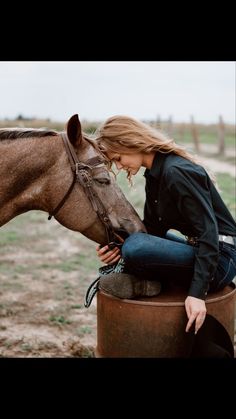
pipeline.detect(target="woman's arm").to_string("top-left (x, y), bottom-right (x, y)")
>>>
top-left (166, 165), bottom-right (219, 333)
top-left (166, 165), bottom-right (219, 299)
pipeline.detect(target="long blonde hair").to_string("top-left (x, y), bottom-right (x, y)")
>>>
top-left (96, 115), bottom-right (216, 182)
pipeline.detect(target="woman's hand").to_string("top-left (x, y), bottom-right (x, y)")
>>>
top-left (185, 296), bottom-right (207, 334)
top-left (96, 244), bottom-right (121, 265)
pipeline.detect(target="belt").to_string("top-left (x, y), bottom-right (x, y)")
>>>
top-left (187, 235), bottom-right (235, 246)
top-left (218, 235), bottom-right (235, 245)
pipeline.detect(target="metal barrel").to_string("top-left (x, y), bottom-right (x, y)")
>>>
top-left (95, 284), bottom-right (235, 358)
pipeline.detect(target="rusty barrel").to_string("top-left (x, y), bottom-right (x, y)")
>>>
top-left (95, 284), bottom-right (236, 357)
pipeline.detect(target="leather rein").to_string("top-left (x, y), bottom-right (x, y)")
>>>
top-left (48, 133), bottom-right (121, 248)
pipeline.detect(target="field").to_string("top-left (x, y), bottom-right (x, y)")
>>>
top-left (0, 119), bottom-right (235, 357)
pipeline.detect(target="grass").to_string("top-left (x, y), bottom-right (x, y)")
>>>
top-left (0, 212), bottom-right (50, 254)
top-left (168, 122), bottom-right (235, 148)
top-left (0, 230), bottom-right (21, 246)
top-left (0, 262), bottom-right (28, 275)
top-left (175, 132), bottom-right (235, 148)
top-left (115, 169), bottom-right (145, 218)
top-left (77, 326), bottom-right (92, 336)
top-left (216, 173), bottom-right (236, 220)
top-left (49, 315), bottom-right (72, 325)
top-left (37, 255), bottom-right (100, 275)
top-left (70, 304), bottom-right (83, 309)
top-left (21, 343), bottom-right (33, 352)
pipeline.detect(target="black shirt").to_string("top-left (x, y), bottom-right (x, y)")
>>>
top-left (143, 151), bottom-right (236, 300)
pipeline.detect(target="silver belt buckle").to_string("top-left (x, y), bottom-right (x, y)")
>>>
top-left (219, 235), bottom-right (234, 245)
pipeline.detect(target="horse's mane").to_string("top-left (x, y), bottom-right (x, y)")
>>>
top-left (0, 128), bottom-right (58, 140)
top-left (0, 129), bottom-right (99, 149)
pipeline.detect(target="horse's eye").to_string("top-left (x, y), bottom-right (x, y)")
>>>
top-left (94, 177), bottom-right (111, 185)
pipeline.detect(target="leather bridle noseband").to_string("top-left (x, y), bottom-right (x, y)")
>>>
top-left (48, 133), bottom-right (122, 248)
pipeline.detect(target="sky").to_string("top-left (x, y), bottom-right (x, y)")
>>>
top-left (0, 61), bottom-right (235, 124)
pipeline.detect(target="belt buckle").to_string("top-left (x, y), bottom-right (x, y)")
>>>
top-left (224, 236), bottom-right (234, 245)
top-left (219, 235), bottom-right (234, 245)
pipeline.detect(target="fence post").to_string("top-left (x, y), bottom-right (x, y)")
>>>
top-left (167, 115), bottom-right (173, 137)
top-left (178, 123), bottom-right (185, 142)
top-left (218, 115), bottom-right (225, 155)
top-left (190, 115), bottom-right (200, 152)
top-left (156, 114), bottom-right (161, 128)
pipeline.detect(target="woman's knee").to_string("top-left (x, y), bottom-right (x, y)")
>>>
top-left (121, 232), bottom-right (146, 261)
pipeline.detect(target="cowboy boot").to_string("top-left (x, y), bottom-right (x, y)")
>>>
top-left (99, 272), bottom-right (161, 299)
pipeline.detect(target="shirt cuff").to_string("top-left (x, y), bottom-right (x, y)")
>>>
top-left (188, 282), bottom-right (209, 300)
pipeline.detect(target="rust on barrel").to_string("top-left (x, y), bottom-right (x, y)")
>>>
top-left (96, 284), bottom-right (235, 358)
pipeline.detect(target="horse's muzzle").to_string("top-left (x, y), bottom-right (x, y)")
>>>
top-left (120, 217), bottom-right (146, 235)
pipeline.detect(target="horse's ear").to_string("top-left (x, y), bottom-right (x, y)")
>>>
top-left (66, 114), bottom-right (82, 147)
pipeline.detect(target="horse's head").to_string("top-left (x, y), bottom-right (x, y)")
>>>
top-left (52, 114), bottom-right (146, 245)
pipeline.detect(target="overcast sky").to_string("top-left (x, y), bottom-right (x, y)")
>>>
top-left (0, 61), bottom-right (235, 124)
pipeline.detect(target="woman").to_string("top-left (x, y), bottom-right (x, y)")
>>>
top-left (95, 115), bottom-right (236, 335)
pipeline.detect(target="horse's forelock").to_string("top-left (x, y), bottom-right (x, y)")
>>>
top-left (82, 134), bottom-right (101, 152)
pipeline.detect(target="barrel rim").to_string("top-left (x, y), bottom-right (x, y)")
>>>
top-left (99, 285), bottom-right (236, 307)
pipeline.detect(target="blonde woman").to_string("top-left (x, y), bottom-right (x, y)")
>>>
top-left (95, 115), bottom-right (236, 337)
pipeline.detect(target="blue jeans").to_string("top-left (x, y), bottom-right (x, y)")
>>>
top-left (121, 232), bottom-right (236, 293)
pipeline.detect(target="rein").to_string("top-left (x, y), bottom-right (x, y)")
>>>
top-left (48, 133), bottom-right (121, 247)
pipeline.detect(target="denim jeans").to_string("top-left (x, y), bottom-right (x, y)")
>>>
top-left (121, 232), bottom-right (236, 293)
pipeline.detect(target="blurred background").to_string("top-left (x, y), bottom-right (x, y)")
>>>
top-left (0, 61), bottom-right (235, 357)
top-left (0, 61), bottom-right (235, 123)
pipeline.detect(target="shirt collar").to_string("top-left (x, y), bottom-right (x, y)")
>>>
top-left (144, 151), bottom-right (168, 179)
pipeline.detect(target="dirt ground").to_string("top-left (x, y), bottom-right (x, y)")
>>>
top-left (0, 149), bottom-right (235, 357)
top-left (0, 213), bottom-right (99, 357)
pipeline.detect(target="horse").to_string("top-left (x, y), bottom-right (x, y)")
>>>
top-left (0, 114), bottom-right (145, 247)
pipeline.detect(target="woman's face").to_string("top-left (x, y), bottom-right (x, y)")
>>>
top-left (107, 151), bottom-right (143, 175)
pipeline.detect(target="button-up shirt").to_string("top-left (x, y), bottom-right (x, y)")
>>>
top-left (143, 151), bottom-right (236, 300)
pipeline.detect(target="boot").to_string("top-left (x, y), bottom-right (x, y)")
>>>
top-left (99, 272), bottom-right (161, 299)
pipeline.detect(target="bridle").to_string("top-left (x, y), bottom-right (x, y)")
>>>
top-left (48, 132), bottom-right (122, 248)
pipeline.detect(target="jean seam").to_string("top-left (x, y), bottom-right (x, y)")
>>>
top-left (217, 258), bottom-right (234, 289)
